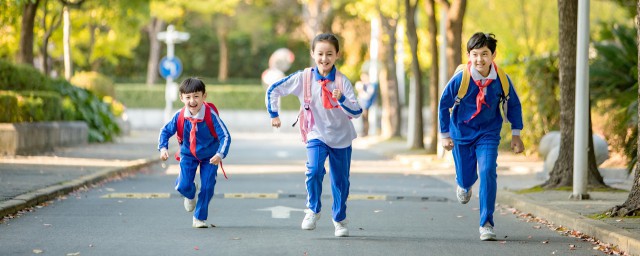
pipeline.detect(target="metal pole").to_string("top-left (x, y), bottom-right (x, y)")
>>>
top-left (572, 0), bottom-right (590, 200)
top-left (437, 8), bottom-right (448, 158)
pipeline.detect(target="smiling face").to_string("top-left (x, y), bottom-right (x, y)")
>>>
top-left (311, 41), bottom-right (338, 77)
top-left (468, 46), bottom-right (496, 77)
top-left (180, 91), bottom-right (207, 115)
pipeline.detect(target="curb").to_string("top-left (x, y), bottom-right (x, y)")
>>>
top-left (497, 189), bottom-right (640, 255)
top-left (0, 157), bottom-right (161, 218)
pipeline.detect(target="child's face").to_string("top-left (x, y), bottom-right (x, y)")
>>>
top-left (180, 91), bottom-right (207, 115)
top-left (467, 46), bottom-right (496, 76)
top-left (310, 41), bottom-right (338, 76)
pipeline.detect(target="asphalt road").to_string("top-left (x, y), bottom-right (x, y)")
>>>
top-left (0, 132), bottom-right (605, 256)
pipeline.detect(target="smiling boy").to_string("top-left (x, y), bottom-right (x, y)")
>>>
top-left (438, 33), bottom-right (524, 241)
top-left (158, 77), bottom-right (231, 228)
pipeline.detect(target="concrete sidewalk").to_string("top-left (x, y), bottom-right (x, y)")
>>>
top-left (1, 127), bottom-right (639, 254)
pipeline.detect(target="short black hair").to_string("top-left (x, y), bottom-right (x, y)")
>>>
top-left (467, 32), bottom-right (497, 54)
top-left (179, 77), bottom-right (206, 94)
top-left (311, 33), bottom-right (340, 53)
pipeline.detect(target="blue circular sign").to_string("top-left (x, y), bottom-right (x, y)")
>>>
top-left (159, 57), bottom-right (183, 80)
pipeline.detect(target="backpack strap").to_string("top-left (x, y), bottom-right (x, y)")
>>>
top-left (335, 70), bottom-right (344, 92)
top-left (455, 63), bottom-right (471, 105)
top-left (176, 108), bottom-right (186, 145)
top-left (493, 62), bottom-right (510, 123)
top-left (303, 68), bottom-right (312, 108)
top-left (203, 102), bottom-right (218, 140)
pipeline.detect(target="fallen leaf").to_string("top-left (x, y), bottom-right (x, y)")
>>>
top-left (210, 224), bottom-right (216, 228)
top-left (527, 236), bottom-right (532, 239)
top-left (456, 215), bottom-right (463, 218)
top-left (374, 210), bottom-right (383, 213)
top-left (569, 244), bottom-right (576, 250)
top-left (532, 225), bottom-right (541, 229)
top-left (43, 224), bottom-right (52, 227)
top-left (232, 237), bottom-right (241, 240)
top-left (500, 241), bottom-right (506, 244)
top-left (542, 240), bottom-right (549, 244)
top-left (33, 249), bottom-right (43, 254)
top-left (66, 252), bottom-right (80, 256)
top-left (105, 188), bottom-right (115, 192)
top-left (194, 246), bottom-right (199, 250)
top-left (616, 219), bottom-right (623, 222)
top-left (472, 208), bottom-right (479, 211)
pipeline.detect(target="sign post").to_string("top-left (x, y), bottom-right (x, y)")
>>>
top-left (157, 25), bottom-right (190, 123)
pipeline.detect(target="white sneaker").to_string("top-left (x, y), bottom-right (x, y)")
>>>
top-left (479, 223), bottom-right (496, 241)
top-left (183, 183), bottom-right (198, 212)
top-left (333, 220), bottom-right (349, 237)
top-left (192, 217), bottom-right (208, 228)
top-left (301, 209), bottom-right (321, 230)
top-left (456, 186), bottom-right (472, 204)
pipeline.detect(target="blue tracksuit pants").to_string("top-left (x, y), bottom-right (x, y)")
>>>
top-left (174, 153), bottom-right (218, 221)
top-left (305, 139), bottom-right (352, 222)
top-left (452, 138), bottom-right (499, 227)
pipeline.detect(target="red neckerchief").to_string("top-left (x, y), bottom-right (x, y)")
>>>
top-left (319, 79), bottom-right (339, 109)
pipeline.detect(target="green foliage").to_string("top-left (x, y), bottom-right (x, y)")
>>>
top-left (17, 91), bottom-right (63, 122)
top-left (70, 71), bottom-right (115, 99)
top-left (0, 59), bottom-right (51, 91)
top-left (115, 83), bottom-right (299, 110)
top-left (0, 91), bottom-right (20, 122)
top-left (49, 78), bottom-right (120, 142)
top-left (589, 23), bottom-right (638, 171)
top-left (501, 54), bottom-right (560, 154)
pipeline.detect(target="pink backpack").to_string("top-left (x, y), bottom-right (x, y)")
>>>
top-left (293, 68), bottom-right (343, 143)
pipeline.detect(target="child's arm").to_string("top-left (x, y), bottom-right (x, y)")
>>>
top-left (265, 71), bottom-right (304, 119)
top-left (158, 112), bottom-right (179, 160)
top-left (335, 78), bottom-right (363, 119)
top-left (438, 74), bottom-right (461, 141)
top-left (210, 109), bottom-right (231, 163)
top-left (505, 75), bottom-right (524, 154)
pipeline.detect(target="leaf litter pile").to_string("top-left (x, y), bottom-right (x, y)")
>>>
top-left (499, 204), bottom-right (628, 255)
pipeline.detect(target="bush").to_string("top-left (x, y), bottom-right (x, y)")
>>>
top-left (0, 59), bottom-right (50, 91)
top-left (17, 91), bottom-right (63, 122)
top-left (50, 78), bottom-right (120, 142)
top-left (0, 91), bottom-right (20, 122)
top-left (70, 71), bottom-right (116, 99)
top-left (115, 83), bottom-right (300, 110)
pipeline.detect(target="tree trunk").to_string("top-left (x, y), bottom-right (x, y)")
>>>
top-left (441, 0), bottom-right (467, 77)
top-left (587, 108), bottom-right (608, 188)
top-left (379, 10), bottom-right (402, 139)
top-left (18, 0), bottom-right (41, 66)
top-left (216, 15), bottom-right (229, 82)
top-left (63, 4), bottom-right (72, 80)
top-left (146, 17), bottom-right (164, 87)
top-left (405, 0), bottom-right (424, 149)
top-left (608, 0), bottom-right (640, 217)
top-left (543, 0), bottom-right (578, 189)
top-left (41, 0), bottom-right (62, 76)
top-left (425, 0), bottom-right (439, 154)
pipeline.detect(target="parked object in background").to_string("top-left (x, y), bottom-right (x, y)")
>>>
top-left (538, 131), bottom-right (610, 179)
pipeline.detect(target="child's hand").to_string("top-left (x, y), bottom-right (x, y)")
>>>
top-left (332, 89), bottom-right (342, 100)
top-left (160, 148), bottom-right (169, 161)
top-left (271, 116), bottom-right (281, 128)
top-left (442, 138), bottom-right (454, 151)
top-left (209, 155), bottom-right (222, 165)
top-left (511, 135), bottom-right (525, 154)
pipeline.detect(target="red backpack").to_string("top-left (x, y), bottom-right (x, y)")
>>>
top-left (175, 102), bottom-right (228, 179)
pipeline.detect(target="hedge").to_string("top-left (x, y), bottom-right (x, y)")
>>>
top-left (0, 90), bottom-right (63, 122)
top-left (0, 91), bottom-right (20, 122)
top-left (115, 83), bottom-right (300, 110)
top-left (0, 59), bottom-right (50, 91)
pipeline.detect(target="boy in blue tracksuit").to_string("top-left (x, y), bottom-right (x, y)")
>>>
top-left (158, 77), bottom-right (231, 228)
top-left (439, 32), bottom-right (524, 241)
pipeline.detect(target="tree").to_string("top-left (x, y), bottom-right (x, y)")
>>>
top-left (439, 0), bottom-right (466, 77)
top-left (17, 0), bottom-right (41, 66)
top-left (607, 0), bottom-right (640, 217)
top-left (378, 1), bottom-right (402, 139)
top-left (542, 0), bottom-right (607, 189)
top-left (145, 17), bottom-right (164, 86)
top-left (424, 0), bottom-right (438, 153)
top-left (38, 0), bottom-right (62, 75)
top-left (405, 0), bottom-right (423, 149)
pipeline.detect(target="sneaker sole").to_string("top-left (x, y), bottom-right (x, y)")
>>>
top-left (480, 234), bottom-right (496, 241)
